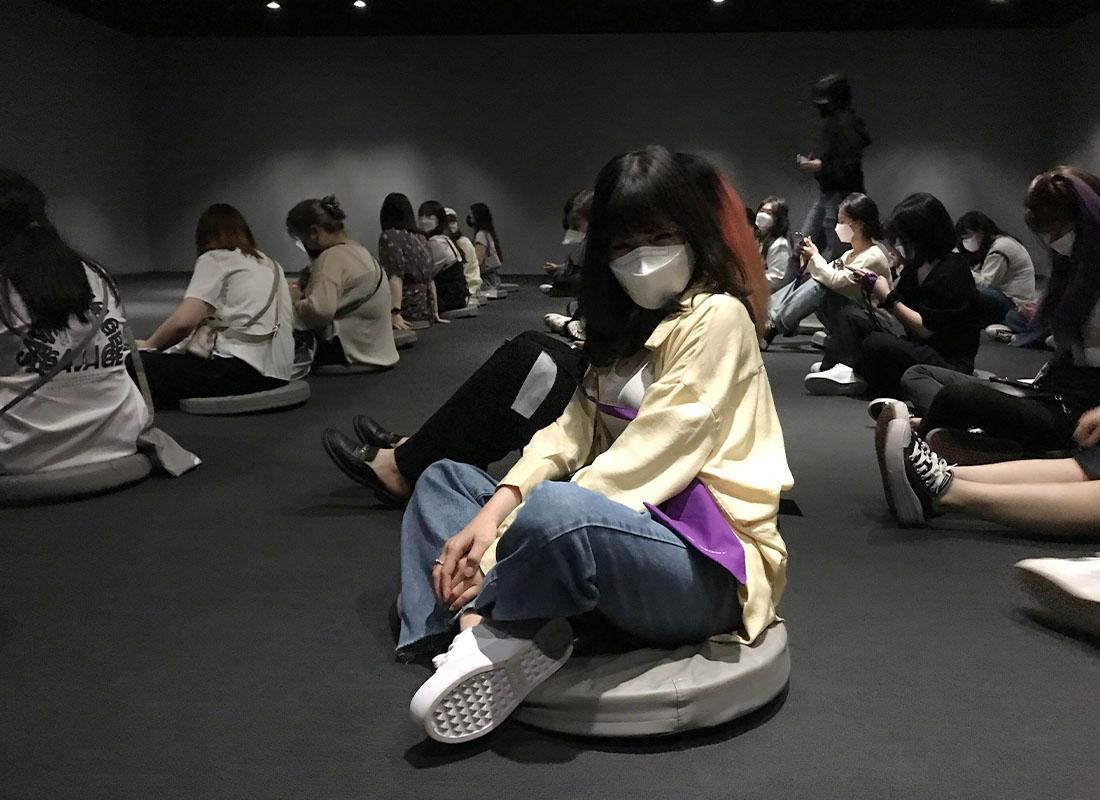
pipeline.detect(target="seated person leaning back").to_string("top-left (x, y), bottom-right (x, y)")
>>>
top-left (395, 146), bottom-right (793, 744)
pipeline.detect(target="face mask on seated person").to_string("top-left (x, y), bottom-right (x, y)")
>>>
top-left (295, 238), bottom-right (324, 260)
top-left (961, 235), bottom-right (982, 253)
top-left (562, 229), bottom-right (586, 246)
top-left (609, 244), bottom-right (695, 310)
top-left (1042, 230), bottom-right (1076, 257)
top-left (418, 216), bottom-right (437, 233)
top-left (755, 212), bottom-right (774, 232)
top-left (835, 223), bottom-right (855, 244)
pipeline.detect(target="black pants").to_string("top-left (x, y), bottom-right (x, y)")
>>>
top-left (393, 331), bottom-right (587, 483)
top-left (920, 375), bottom-right (1076, 452)
top-left (434, 262), bottom-right (469, 313)
top-left (819, 291), bottom-right (971, 397)
top-left (127, 351), bottom-right (286, 410)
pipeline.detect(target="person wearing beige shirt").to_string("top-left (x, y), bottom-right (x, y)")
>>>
top-left (395, 147), bottom-right (792, 744)
top-left (286, 195), bottom-right (398, 370)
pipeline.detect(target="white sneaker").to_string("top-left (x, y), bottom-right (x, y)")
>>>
top-left (809, 361), bottom-right (822, 373)
top-left (867, 396), bottom-right (902, 421)
top-left (544, 312), bottom-right (571, 335)
top-left (985, 323), bottom-right (1015, 343)
top-left (474, 292), bottom-right (489, 306)
top-left (804, 364), bottom-right (867, 396)
top-left (482, 287), bottom-right (507, 300)
top-left (410, 619), bottom-right (574, 743)
top-left (539, 284), bottom-right (553, 294)
top-left (811, 331), bottom-right (830, 349)
top-left (1015, 555), bottom-right (1100, 637)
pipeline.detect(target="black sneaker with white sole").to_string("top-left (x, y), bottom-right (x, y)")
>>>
top-left (875, 401), bottom-right (954, 525)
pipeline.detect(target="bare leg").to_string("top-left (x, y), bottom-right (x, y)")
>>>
top-left (458, 612), bottom-right (483, 631)
top-left (367, 448), bottom-right (412, 498)
top-left (940, 476), bottom-right (1100, 534)
top-left (954, 458), bottom-right (1087, 486)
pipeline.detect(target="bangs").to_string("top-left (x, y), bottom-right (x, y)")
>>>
top-left (601, 179), bottom-right (677, 242)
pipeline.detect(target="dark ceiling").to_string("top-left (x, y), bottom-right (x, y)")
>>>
top-left (42, 0), bottom-right (1100, 37)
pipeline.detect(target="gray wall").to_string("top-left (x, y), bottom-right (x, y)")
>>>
top-left (142, 28), bottom-right (1064, 274)
top-left (3, 1), bottom-right (1097, 274)
top-left (0, 0), bottom-right (151, 271)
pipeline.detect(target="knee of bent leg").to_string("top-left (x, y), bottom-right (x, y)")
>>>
top-left (415, 459), bottom-right (472, 496)
top-left (499, 481), bottom-right (588, 554)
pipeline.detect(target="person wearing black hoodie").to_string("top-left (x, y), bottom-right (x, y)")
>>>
top-left (797, 73), bottom-right (872, 260)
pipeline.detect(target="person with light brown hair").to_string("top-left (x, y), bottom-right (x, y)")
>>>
top-left (135, 203), bottom-right (293, 408)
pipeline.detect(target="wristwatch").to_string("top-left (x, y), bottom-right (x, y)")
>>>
top-left (390, 307), bottom-right (401, 315)
top-left (880, 292), bottom-right (899, 311)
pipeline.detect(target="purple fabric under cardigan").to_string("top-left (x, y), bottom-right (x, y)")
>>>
top-left (591, 397), bottom-right (747, 584)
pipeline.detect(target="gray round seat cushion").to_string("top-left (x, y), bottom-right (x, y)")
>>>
top-left (514, 622), bottom-right (790, 737)
top-left (314, 363), bottom-right (391, 376)
top-left (440, 304), bottom-right (479, 320)
top-left (394, 329), bottom-right (418, 349)
top-left (179, 380), bottom-right (310, 415)
top-left (0, 453), bottom-right (153, 506)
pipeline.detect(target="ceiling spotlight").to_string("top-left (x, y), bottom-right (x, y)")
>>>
top-left (712, 0), bottom-right (726, 4)
top-left (266, 1), bottom-right (281, 9)
top-left (353, 0), bottom-right (367, 7)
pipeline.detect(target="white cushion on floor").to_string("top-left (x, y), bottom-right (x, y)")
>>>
top-left (0, 454), bottom-right (152, 506)
top-left (394, 329), bottom-right (419, 349)
top-left (313, 363), bottom-right (390, 376)
top-left (440, 304), bottom-right (479, 320)
top-left (514, 622), bottom-right (789, 737)
top-left (179, 380), bottom-right (310, 415)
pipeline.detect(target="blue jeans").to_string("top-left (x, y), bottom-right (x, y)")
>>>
top-left (397, 460), bottom-right (742, 654)
top-left (768, 277), bottom-right (828, 337)
top-left (801, 191), bottom-right (847, 260)
top-left (976, 285), bottom-right (1015, 327)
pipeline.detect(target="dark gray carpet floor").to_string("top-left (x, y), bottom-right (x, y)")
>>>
top-left (1, 275), bottom-right (1096, 800)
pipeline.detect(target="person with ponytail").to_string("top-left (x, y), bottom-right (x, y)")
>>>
top-left (0, 170), bottom-right (148, 473)
top-left (287, 195), bottom-right (398, 370)
top-left (392, 146), bottom-right (790, 744)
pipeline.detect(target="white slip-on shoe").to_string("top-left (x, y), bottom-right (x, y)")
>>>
top-left (811, 330), bottom-right (830, 349)
top-left (410, 618), bottom-right (574, 744)
top-left (804, 364), bottom-right (868, 396)
top-left (539, 284), bottom-right (553, 294)
top-left (544, 312), bottom-right (571, 335)
top-left (1015, 555), bottom-right (1100, 637)
top-left (809, 361), bottom-right (822, 373)
top-left (985, 323), bottom-right (1014, 343)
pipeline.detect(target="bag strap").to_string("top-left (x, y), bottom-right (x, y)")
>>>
top-left (334, 252), bottom-right (386, 319)
top-left (1, 275), bottom-right (113, 418)
top-left (219, 256), bottom-right (283, 343)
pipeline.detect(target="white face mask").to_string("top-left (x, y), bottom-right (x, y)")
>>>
top-left (755, 212), bottom-right (774, 232)
top-left (1044, 230), bottom-right (1076, 257)
top-left (562, 229), bottom-right (586, 246)
top-left (447, 221), bottom-right (459, 235)
top-left (418, 216), bottom-right (437, 233)
top-left (961, 235), bottom-right (982, 253)
top-left (294, 239), bottom-right (308, 254)
top-left (894, 242), bottom-right (909, 262)
top-left (835, 223), bottom-right (855, 244)
top-left (609, 244), bottom-right (695, 310)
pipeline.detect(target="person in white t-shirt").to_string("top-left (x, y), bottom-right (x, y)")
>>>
top-left (134, 204), bottom-right (293, 408)
top-left (0, 170), bottom-right (148, 474)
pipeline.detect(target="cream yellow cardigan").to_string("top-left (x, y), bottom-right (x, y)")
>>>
top-left (485, 291), bottom-right (793, 644)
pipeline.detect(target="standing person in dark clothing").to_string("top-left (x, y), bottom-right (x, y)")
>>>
top-left (797, 73), bottom-right (872, 260)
